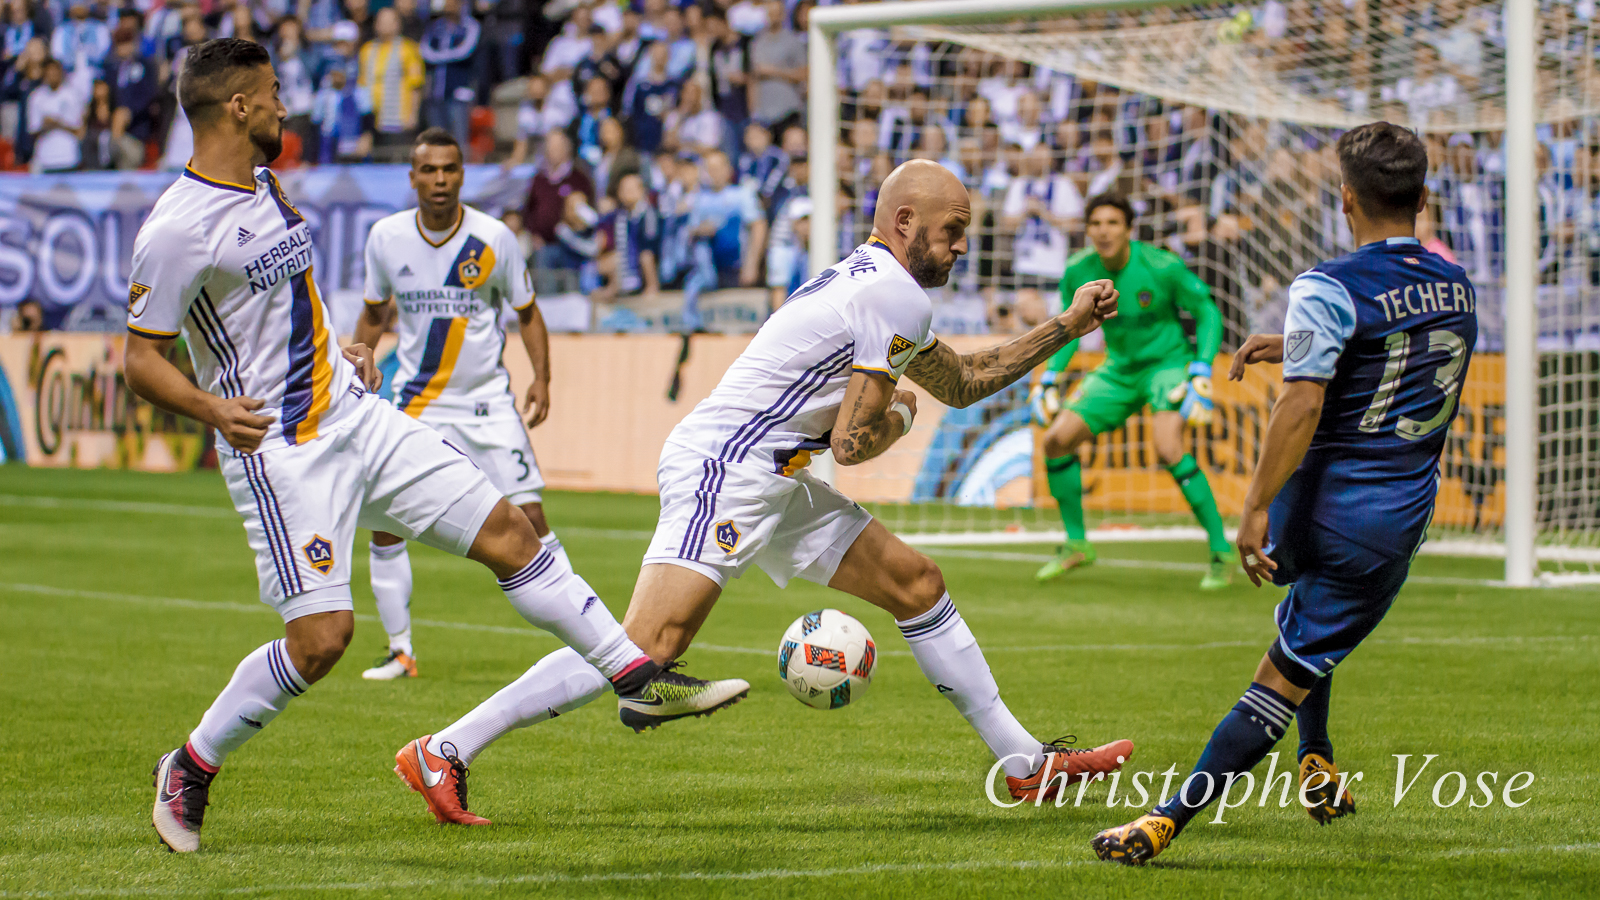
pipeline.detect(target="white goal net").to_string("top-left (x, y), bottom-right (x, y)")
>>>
top-left (808, 0), bottom-right (1600, 583)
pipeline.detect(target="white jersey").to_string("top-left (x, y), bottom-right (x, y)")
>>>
top-left (669, 239), bottom-right (937, 474)
top-left (363, 205), bottom-right (535, 423)
top-left (127, 165), bottom-right (358, 456)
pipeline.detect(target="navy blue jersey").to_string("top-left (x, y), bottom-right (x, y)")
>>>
top-left (1272, 236), bottom-right (1477, 562)
top-left (607, 202), bottom-right (660, 293)
top-left (625, 77), bottom-right (679, 154)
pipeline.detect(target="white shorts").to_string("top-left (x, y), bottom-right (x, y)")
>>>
top-left (642, 442), bottom-right (873, 589)
top-left (221, 395), bottom-right (502, 622)
top-left (420, 416), bottom-right (546, 506)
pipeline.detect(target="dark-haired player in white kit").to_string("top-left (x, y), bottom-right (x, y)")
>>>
top-left (397, 160), bottom-right (1136, 823)
top-left (124, 38), bottom-right (746, 851)
top-left (353, 127), bottom-right (571, 681)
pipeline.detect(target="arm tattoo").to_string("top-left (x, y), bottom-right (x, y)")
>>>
top-left (905, 316), bottom-right (1079, 408)
top-left (832, 386), bottom-right (898, 466)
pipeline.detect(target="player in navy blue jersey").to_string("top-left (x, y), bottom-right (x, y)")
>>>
top-left (1092, 122), bottom-right (1477, 865)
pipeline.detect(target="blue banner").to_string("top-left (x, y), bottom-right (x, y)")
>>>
top-left (0, 165), bottom-right (533, 331)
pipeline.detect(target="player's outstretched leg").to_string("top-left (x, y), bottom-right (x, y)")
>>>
top-left (1038, 412), bottom-right (1096, 582)
top-left (1295, 675), bottom-right (1355, 823)
top-left (616, 563), bottom-right (753, 732)
top-left (834, 521), bottom-right (1132, 800)
top-left (153, 615), bottom-right (350, 852)
top-left (363, 536), bottom-right (417, 680)
top-left (1092, 647), bottom-right (1308, 865)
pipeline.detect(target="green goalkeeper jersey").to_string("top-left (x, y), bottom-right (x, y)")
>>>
top-left (1046, 240), bottom-right (1221, 373)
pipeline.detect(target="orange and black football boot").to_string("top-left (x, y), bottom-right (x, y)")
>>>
top-left (1091, 813), bottom-right (1176, 865)
top-left (1006, 736), bottom-right (1135, 802)
top-left (394, 736), bottom-right (491, 825)
top-left (1300, 753), bottom-right (1357, 824)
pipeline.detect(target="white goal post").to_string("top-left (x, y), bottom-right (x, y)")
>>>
top-left (806, 0), bottom-right (1555, 586)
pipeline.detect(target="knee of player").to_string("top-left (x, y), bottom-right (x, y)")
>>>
top-left (472, 500), bottom-right (544, 573)
top-left (1157, 446), bottom-right (1185, 468)
top-left (1042, 429), bottom-right (1077, 460)
top-left (893, 554), bottom-right (946, 617)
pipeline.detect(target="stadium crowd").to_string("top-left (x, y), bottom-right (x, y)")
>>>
top-left (1, 0), bottom-right (1597, 342)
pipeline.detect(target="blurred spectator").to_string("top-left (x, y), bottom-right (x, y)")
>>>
top-left (726, 0), bottom-right (768, 38)
top-left (3, 0), bottom-right (40, 73)
top-left (573, 27), bottom-right (626, 104)
top-left (1000, 90), bottom-right (1045, 152)
top-left (705, 7), bottom-right (747, 135)
top-left (51, 1), bottom-right (110, 80)
top-left (504, 73), bottom-right (570, 168)
top-left (419, 0), bottom-right (481, 148)
top-left (659, 7), bottom-right (694, 82)
top-left (1001, 143), bottom-right (1082, 285)
top-left (521, 129), bottom-right (594, 279)
top-left (766, 149), bottom-right (805, 224)
top-left (681, 150), bottom-right (765, 331)
top-left (622, 39), bottom-right (676, 155)
top-left (593, 114), bottom-right (640, 202)
top-left (573, 74), bottom-right (611, 169)
top-left (320, 19), bottom-right (361, 84)
top-left (766, 193), bottom-right (810, 308)
top-left (393, 0), bottom-right (426, 43)
top-left (11, 298), bottom-right (44, 332)
top-left (736, 119), bottom-right (784, 201)
top-left (1, 36), bottom-right (47, 165)
top-left (655, 154), bottom-right (701, 288)
top-left (539, 5), bottom-right (591, 130)
top-left (311, 64), bottom-right (372, 162)
top-left (342, 0), bottom-right (375, 43)
top-left (359, 6), bottom-right (424, 161)
top-left (28, 56), bottom-right (84, 173)
top-left (595, 170), bottom-right (660, 301)
top-left (553, 190), bottom-right (602, 288)
top-left (662, 79), bottom-right (721, 159)
top-left (105, 21), bottom-right (156, 169)
top-left (272, 17), bottom-right (318, 158)
top-left (748, 0), bottom-right (804, 131)
top-left (481, 0), bottom-right (531, 87)
top-left (79, 77), bottom-right (113, 168)
top-left (913, 124), bottom-right (965, 182)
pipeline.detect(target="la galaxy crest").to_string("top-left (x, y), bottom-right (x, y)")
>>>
top-left (887, 334), bottom-right (917, 369)
top-left (1286, 330), bottom-right (1313, 363)
top-left (127, 282), bottom-right (151, 315)
top-left (302, 535), bottom-right (335, 575)
top-left (445, 236), bottom-right (496, 291)
top-left (714, 520), bottom-right (741, 553)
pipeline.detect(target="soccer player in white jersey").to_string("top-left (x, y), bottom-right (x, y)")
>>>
top-left (353, 128), bottom-right (565, 681)
top-left (123, 39), bottom-right (747, 851)
top-left (397, 160), bottom-right (1135, 821)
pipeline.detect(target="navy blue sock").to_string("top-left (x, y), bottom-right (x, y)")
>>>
top-left (1154, 683), bottom-right (1299, 832)
top-left (1296, 675), bottom-right (1333, 762)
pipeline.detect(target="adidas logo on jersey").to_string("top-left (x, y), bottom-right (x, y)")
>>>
top-left (398, 265), bottom-right (414, 277)
top-left (236, 227), bottom-right (256, 247)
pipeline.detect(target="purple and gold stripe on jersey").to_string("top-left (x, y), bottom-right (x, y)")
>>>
top-left (396, 316), bottom-right (469, 418)
top-left (280, 266), bottom-right (335, 445)
top-left (182, 165), bottom-right (257, 195)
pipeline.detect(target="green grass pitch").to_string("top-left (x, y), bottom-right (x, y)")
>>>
top-left (1, 466), bottom-right (1597, 898)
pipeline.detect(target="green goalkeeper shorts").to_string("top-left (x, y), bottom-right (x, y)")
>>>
top-left (1064, 361), bottom-right (1190, 435)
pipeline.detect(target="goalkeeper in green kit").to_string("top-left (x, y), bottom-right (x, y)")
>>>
top-left (1029, 194), bottom-right (1236, 589)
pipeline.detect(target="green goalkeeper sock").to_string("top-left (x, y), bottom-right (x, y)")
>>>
top-left (1045, 454), bottom-right (1087, 542)
top-left (1167, 454), bottom-right (1230, 555)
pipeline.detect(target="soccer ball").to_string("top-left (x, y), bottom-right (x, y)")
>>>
top-left (778, 609), bottom-right (876, 709)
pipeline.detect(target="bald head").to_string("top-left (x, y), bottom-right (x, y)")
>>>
top-left (870, 159), bottom-right (970, 289)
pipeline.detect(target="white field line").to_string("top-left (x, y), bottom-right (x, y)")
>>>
top-left (0, 844), bottom-right (1595, 899)
top-left (2, 583), bottom-right (1592, 658)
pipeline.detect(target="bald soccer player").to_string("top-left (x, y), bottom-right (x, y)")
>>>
top-left (396, 161), bottom-right (1136, 820)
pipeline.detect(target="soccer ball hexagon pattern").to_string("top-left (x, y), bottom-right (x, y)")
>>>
top-left (778, 609), bottom-right (876, 709)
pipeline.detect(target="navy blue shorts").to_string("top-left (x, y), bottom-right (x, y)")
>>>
top-left (1264, 519), bottom-right (1418, 680)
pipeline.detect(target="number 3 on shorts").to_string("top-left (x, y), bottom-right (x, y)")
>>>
top-left (510, 449), bottom-right (530, 481)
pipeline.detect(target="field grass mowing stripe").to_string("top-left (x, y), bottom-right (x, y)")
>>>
top-left (4, 845), bottom-right (1597, 898)
top-left (3, 583), bottom-right (1592, 657)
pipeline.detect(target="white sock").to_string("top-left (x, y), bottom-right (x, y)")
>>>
top-left (497, 549), bottom-right (649, 679)
top-left (188, 639), bottom-right (307, 768)
top-left (369, 541), bottom-right (413, 656)
top-left (428, 647), bottom-right (608, 764)
top-left (898, 594), bottom-right (1043, 779)
top-left (540, 531), bottom-right (572, 576)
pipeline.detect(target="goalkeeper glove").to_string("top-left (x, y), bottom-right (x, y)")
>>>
top-left (1029, 370), bottom-right (1062, 428)
top-left (1168, 361), bottom-right (1214, 427)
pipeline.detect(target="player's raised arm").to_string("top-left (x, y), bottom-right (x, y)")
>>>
top-left (906, 278), bottom-right (1119, 409)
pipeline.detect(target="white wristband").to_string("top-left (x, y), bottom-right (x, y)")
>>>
top-left (890, 400), bottom-right (914, 436)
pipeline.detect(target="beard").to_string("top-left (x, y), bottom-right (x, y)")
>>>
top-left (906, 226), bottom-right (953, 288)
top-left (251, 119), bottom-right (284, 165)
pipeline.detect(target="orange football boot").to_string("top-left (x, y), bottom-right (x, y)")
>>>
top-left (1007, 736), bottom-right (1135, 802)
top-left (394, 736), bottom-right (490, 825)
top-left (1300, 753), bottom-right (1357, 824)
